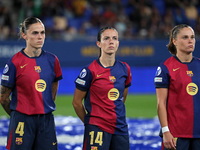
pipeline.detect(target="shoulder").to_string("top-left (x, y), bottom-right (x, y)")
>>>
top-left (42, 50), bottom-right (57, 58)
top-left (193, 56), bottom-right (200, 62)
top-left (10, 50), bottom-right (26, 66)
top-left (117, 60), bottom-right (130, 69)
top-left (156, 56), bottom-right (178, 70)
top-left (42, 50), bottom-right (60, 63)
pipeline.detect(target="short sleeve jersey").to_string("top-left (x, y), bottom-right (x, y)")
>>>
top-left (154, 56), bottom-right (200, 138)
top-left (1, 49), bottom-right (63, 115)
top-left (75, 59), bottom-right (132, 135)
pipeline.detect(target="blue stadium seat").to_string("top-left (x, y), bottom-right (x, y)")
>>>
top-left (152, 0), bottom-right (165, 16)
top-left (85, 27), bottom-right (99, 36)
top-left (68, 18), bottom-right (83, 30)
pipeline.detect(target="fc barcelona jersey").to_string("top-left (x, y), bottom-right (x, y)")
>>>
top-left (1, 49), bottom-right (63, 115)
top-left (154, 56), bottom-right (200, 138)
top-left (75, 59), bottom-right (132, 135)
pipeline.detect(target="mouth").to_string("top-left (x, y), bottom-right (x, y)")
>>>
top-left (188, 45), bottom-right (194, 48)
top-left (37, 41), bottom-right (43, 44)
top-left (108, 46), bottom-right (114, 49)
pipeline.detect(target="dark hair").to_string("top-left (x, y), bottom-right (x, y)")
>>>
top-left (19, 17), bottom-right (43, 37)
top-left (167, 24), bottom-right (191, 55)
top-left (97, 26), bottom-right (118, 57)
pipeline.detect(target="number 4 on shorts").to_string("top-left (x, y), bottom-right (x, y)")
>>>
top-left (15, 122), bottom-right (24, 136)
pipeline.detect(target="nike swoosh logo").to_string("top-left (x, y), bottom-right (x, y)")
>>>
top-left (97, 74), bottom-right (103, 77)
top-left (173, 68), bottom-right (180, 71)
top-left (20, 64), bottom-right (28, 68)
top-left (53, 142), bottom-right (57, 145)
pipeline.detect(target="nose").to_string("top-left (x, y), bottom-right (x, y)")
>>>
top-left (38, 33), bottom-right (44, 39)
top-left (109, 38), bottom-right (114, 44)
top-left (38, 34), bottom-right (42, 38)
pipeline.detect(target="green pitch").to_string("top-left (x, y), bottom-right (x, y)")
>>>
top-left (0, 94), bottom-right (157, 118)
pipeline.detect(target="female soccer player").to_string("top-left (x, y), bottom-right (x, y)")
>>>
top-left (0, 17), bottom-right (62, 150)
top-left (155, 24), bottom-right (200, 150)
top-left (72, 27), bottom-right (132, 150)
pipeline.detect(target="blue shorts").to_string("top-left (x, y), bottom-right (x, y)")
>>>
top-left (6, 111), bottom-right (57, 150)
top-left (161, 138), bottom-right (200, 150)
top-left (83, 124), bottom-right (129, 150)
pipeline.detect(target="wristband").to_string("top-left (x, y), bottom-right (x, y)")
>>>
top-left (162, 126), bottom-right (169, 133)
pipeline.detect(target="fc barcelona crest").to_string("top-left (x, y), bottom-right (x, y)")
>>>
top-left (186, 71), bottom-right (193, 77)
top-left (109, 76), bottom-right (116, 82)
top-left (16, 137), bottom-right (23, 145)
top-left (91, 146), bottom-right (98, 150)
top-left (34, 66), bottom-right (41, 73)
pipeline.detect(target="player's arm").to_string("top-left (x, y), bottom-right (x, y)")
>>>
top-left (52, 81), bottom-right (59, 101)
top-left (156, 88), bottom-right (176, 150)
top-left (0, 85), bottom-right (12, 115)
top-left (123, 87), bottom-right (129, 103)
top-left (72, 88), bottom-right (87, 123)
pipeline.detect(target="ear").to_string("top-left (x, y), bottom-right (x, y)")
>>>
top-left (173, 38), bottom-right (176, 46)
top-left (96, 41), bottom-right (101, 48)
top-left (21, 33), bottom-right (27, 40)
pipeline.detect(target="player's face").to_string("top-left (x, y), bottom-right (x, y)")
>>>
top-left (23, 22), bottom-right (45, 50)
top-left (173, 27), bottom-right (195, 54)
top-left (97, 29), bottom-right (119, 55)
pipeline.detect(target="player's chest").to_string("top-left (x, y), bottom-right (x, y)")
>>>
top-left (16, 60), bottom-right (55, 80)
top-left (91, 69), bottom-right (127, 91)
top-left (169, 64), bottom-right (200, 84)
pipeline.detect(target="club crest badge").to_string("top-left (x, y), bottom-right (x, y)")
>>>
top-left (109, 76), bottom-right (116, 82)
top-left (34, 66), bottom-right (41, 73)
top-left (91, 146), bottom-right (98, 150)
top-left (186, 71), bottom-right (193, 77)
top-left (16, 137), bottom-right (23, 145)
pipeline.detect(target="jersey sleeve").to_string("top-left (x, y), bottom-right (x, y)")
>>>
top-left (154, 63), bottom-right (170, 88)
top-left (54, 56), bottom-right (63, 82)
top-left (124, 62), bottom-right (131, 88)
top-left (75, 67), bottom-right (93, 91)
top-left (1, 59), bottom-right (16, 88)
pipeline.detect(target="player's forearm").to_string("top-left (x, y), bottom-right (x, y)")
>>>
top-left (73, 103), bottom-right (86, 123)
top-left (0, 86), bottom-right (12, 115)
top-left (157, 102), bottom-right (168, 127)
top-left (1, 97), bottom-right (11, 115)
top-left (52, 81), bottom-right (59, 101)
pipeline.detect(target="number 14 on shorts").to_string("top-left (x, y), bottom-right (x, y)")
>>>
top-left (89, 131), bottom-right (103, 146)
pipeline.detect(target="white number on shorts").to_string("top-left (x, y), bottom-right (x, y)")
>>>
top-left (89, 131), bottom-right (103, 146)
top-left (15, 122), bottom-right (24, 136)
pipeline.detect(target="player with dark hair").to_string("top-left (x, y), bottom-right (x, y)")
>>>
top-left (72, 26), bottom-right (132, 150)
top-left (155, 24), bottom-right (200, 150)
top-left (0, 17), bottom-right (62, 150)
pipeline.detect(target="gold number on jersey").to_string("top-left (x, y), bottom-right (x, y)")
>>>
top-left (89, 131), bottom-right (103, 146)
top-left (15, 122), bottom-right (24, 136)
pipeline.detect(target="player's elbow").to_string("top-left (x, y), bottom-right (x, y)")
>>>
top-left (72, 100), bottom-right (81, 110)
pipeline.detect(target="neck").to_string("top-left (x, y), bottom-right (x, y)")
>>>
top-left (24, 48), bottom-right (41, 57)
top-left (99, 55), bottom-right (115, 67)
top-left (176, 52), bottom-right (193, 63)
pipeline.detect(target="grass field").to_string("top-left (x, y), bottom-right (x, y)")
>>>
top-left (0, 94), bottom-right (157, 118)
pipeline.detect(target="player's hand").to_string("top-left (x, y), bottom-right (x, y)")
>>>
top-left (163, 131), bottom-right (176, 150)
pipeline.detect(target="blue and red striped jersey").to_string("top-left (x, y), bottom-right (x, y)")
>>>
top-left (154, 56), bottom-right (200, 138)
top-left (75, 59), bottom-right (131, 135)
top-left (1, 49), bottom-right (63, 115)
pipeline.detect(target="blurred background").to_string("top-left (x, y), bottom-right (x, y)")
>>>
top-left (1, 0), bottom-right (200, 40)
top-left (1, 0), bottom-right (200, 94)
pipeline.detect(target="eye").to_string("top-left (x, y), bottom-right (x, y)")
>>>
top-left (183, 36), bottom-right (188, 39)
top-left (113, 36), bottom-right (118, 40)
top-left (104, 37), bottom-right (109, 40)
top-left (32, 31), bottom-right (39, 35)
top-left (41, 31), bottom-right (45, 34)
